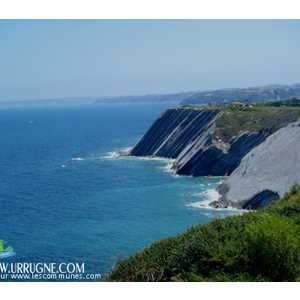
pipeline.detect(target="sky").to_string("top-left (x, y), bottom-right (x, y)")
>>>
top-left (0, 19), bottom-right (300, 102)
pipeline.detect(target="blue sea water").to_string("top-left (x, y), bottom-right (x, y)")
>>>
top-left (0, 102), bottom-right (241, 281)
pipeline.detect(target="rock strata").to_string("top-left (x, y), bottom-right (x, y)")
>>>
top-left (130, 107), bottom-right (270, 177)
top-left (128, 107), bottom-right (300, 209)
top-left (129, 108), bottom-right (222, 158)
top-left (217, 119), bottom-right (300, 208)
top-left (173, 130), bottom-right (269, 176)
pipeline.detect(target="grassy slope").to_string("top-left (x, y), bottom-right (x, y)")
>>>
top-left (214, 106), bottom-right (300, 142)
top-left (105, 184), bottom-right (300, 282)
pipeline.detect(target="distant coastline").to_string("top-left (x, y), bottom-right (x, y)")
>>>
top-left (1, 82), bottom-right (300, 107)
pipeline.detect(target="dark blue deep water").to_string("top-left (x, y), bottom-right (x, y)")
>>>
top-left (0, 103), bottom-right (241, 281)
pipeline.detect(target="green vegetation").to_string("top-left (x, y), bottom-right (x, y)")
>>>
top-left (105, 183), bottom-right (300, 282)
top-left (265, 98), bottom-right (300, 107)
top-left (214, 106), bottom-right (300, 142)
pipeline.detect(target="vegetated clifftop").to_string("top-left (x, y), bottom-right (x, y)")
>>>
top-left (128, 105), bottom-right (300, 209)
top-left (217, 119), bottom-right (300, 210)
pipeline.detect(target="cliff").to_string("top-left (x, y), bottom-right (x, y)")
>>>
top-left (129, 107), bottom-right (275, 177)
top-left (129, 105), bottom-right (300, 209)
top-left (129, 108), bottom-right (222, 158)
top-left (217, 119), bottom-right (300, 209)
top-left (173, 130), bottom-right (269, 176)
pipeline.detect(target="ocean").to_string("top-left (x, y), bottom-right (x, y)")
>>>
top-left (0, 102), bottom-right (242, 281)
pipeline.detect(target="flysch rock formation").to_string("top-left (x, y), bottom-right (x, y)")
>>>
top-left (128, 107), bottom-right (300, 209)
top-left (129, 108), bottom-right (222, 158)
top-left (173, 130), bottom-right (269, 176)
top-left (129, 107), bottom-right (270, 178)
top-left (217, 119), bottom-right (300, 209)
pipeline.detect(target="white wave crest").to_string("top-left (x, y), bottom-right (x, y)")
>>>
top-left (192, 189), bottom-right (220, 201)
top-left (72, 157), bottom-right (85, 161)
top-left (101, 147), bottom-right (133, 159)
top-left (101, 151), bottom-right (122, 159)
top-left (161, 162), bottom-right (175, 173)
top-left (186, 188), bottom-right (240, 211)
top-left (131, 156), bottom-right (174, 162)
top-left (187, 200), bottom-right (212, 209)
top-left (120, 147), bottom-right (132, 155)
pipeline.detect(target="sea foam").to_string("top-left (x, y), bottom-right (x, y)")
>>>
top-left (186, 188), bottom-right (243, 212)
top-left (101, 147), bottom-right (132, 160)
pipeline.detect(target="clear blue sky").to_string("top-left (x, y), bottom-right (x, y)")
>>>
top-left (0, 19), bottom-right (300, 101)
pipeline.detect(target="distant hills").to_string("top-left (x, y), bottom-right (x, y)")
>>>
top-left (180, 83), bottom-right (300, 105)
top-left (0, 92), bottom-right (195, 107)
top-left (93, 92), bottom-right (195, 104)
top-left (1, 83), bottom-right (300, 107)
top-left (0, 97), bottom-right (98, 107)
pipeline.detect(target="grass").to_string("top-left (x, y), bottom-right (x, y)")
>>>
top-left (105, 183), bottom-right (300, 282)
top-left (214, 106), bottom-right (300, 142)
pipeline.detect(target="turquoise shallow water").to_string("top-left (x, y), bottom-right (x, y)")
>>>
top-left (0, 103), bottom-right (241, 281)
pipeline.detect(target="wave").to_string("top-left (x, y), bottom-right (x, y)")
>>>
top-left (101, 151), bottom-right (122, 159)
top-left (128, 156), bottom-right (176, 175)
top-left (101, 147), bottom-right (132, 160)
top-left (119, 147), bottom-right (132, 155)
top-left (186, 188), bottom-right (244, 212)
top-left (187, 200), bottom-right (246, 213)
top-left (161, 161), bottom-right (175, 173)
top-left (129, 156), bottom-right (174, 162)
top-left (192, 188), bottom-right (220, 201)
top-left (70, 148), bottom-right (132, 161)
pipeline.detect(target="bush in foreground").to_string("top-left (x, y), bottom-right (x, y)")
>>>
top-left (105, 184), bottom-right (300, 282)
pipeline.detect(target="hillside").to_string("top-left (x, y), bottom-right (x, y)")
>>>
top-left (105, 184), bottom-right (300, 282)
top-left (213, 105), bottom-right (300, 142)
top-left (181, 83), bottom-right (300, 105)
top-left (93, 92), bottom-right (195, 104)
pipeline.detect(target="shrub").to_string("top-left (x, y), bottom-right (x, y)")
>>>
top-left (106, 183), bottom-right (300, 282)
top-left (245, 215), bottom-right (300, 281)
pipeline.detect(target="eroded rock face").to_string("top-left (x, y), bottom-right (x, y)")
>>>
top-left (129, 108), bottom-right (222, 158)
top-left (241, 190), bottom-right (280, 210)
top-left (217, 120), bottom-right (300, 208)
top-left (130, 107), bottom-right (270, 178)
top-left (173, 131), bottom-right (269, 176)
